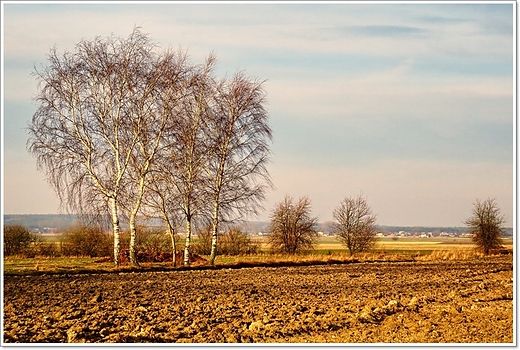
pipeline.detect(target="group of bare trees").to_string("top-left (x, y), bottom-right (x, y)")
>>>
top-left (267, 194), bottom-right (377, 255)
top-left (267, 195), bottom-right (506, 256)
top-left (27, 28), bottom-right (272, 267)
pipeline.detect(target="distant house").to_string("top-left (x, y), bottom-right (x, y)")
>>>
top-left (43, 227), bottom-right (58, 234)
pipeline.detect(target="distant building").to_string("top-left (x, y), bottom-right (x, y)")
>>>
top-left (43, 227), bottom-right (58, 234)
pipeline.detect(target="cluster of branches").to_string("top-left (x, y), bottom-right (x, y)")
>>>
top-left (465, 198), bottom-right (506, 255)
top-left (267, 194), bottom-right (377, 255)
top-left (333, 194), bottom-right (377, 255)
top-left (267, 194), bottom-right (507, 257)
top-left (27, 28), bottom-right (272, 267)
top-left (268, 196), bottom-right (319, 254)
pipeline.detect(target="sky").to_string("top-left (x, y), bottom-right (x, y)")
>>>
top-left (1, 1), bottom-right (515, 227)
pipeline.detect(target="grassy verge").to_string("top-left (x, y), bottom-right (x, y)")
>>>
top-left (4, 249), bottom-right (508, 276)
top-left (4, 236), bottom-right (512, 276)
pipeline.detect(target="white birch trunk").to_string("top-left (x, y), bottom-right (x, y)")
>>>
top-left (183, 217), bottom-right (192, 266)
top-left (170, 229), bottom-right (177, 267)
top-left (128, 213), bottom-right (138, 267)
top-left (128, 176), bottom-right (147, 267)
top-left (109, 197), bottom-right (121, 267)
top-left (209, 201), bottom-right (219, 265)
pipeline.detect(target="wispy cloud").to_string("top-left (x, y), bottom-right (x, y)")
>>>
top-left (340, 25), bottom-right (430, 37)
top-left (417, 15), bottom-right (469, 24)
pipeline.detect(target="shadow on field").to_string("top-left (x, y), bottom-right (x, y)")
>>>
top-left (4, 256), bottom-right (421, 277)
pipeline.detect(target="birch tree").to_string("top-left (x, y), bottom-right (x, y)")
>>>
top-left (122, 49), bottom-right (192, 266)
top-left (28, 28), bottom-right (168, 266)
top-left (205, 72), bottom-right (272, 265)
top-left (162, 55), bottom-right (216, 266)
top-left (142, 161), bottom-right (184, 266)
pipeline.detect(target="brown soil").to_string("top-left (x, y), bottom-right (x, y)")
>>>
top-left (3, 256), bottom-right (513, 343)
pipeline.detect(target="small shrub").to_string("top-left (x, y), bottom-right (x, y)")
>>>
top-left (136, 227), bottom-right (173, 255)
top-left (119, 227), bottom-right (173, 254)
top-left (60, 225), bottom-right (112, 257)
top-left (191, 226), bottom-right (259, 256)
top-left (191, 226), bottom-right (213, 256)
top-left (36, 242), bottom-right (61, 257)
top-left (219, 227), bottom-right (259, 255)
top-left (3, 225), bottom-right (37, 256)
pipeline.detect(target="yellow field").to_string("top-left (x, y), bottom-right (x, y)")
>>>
top-left (302, 236), bottom-right (513, 253)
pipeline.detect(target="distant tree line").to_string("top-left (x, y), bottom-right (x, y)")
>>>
top-left (3, 214), bottom-right (79, 232)
top-left (3, 223), bottom-right (259, 260)
top-left (27, 28), bottom-right (272, 267)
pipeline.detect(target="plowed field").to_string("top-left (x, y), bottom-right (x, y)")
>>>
top-left (3, 256), bottom-right (513, 343)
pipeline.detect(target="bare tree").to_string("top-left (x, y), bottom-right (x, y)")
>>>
top-left (27, 28), bottom-right (177, 266)
top-left (162, 55), bottom-right (216, 266)
top-left (268, 196), bottom-right (318, 254)
top-left (29, 35), bottom-right (131, 266)
top-left (465, 198), bottom-right (506, 255)
top-left (205, 72), bottom-right (272, 265)
top-left (333, 194), bottom-right (377, 255)
top-left (122, 48), bottom-right (192, 266)
top-left (135, 51), bottom-right (199, 267)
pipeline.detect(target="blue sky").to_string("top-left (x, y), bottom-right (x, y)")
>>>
top-left (2, 1), bottom-right (515, 227)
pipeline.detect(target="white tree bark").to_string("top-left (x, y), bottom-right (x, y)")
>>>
top-left (183, 216), bottom-right (192, 266)
top-left (109, 197), bottom-right (121, 266)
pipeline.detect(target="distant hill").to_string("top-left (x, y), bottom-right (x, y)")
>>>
top-left (3, 214), bottom-right (513, 237)
top-left (4, 214), bottom-right (80, 232)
